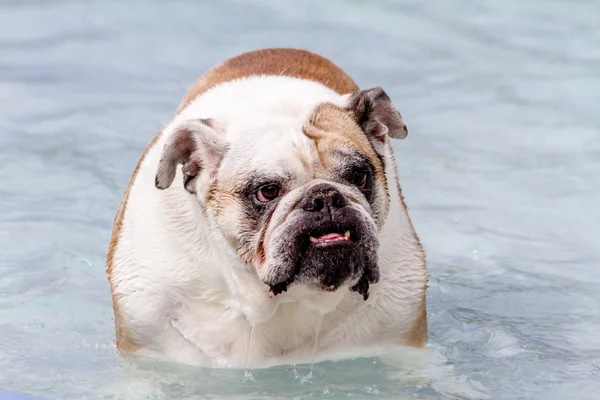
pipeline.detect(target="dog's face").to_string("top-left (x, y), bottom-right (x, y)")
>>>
top-left (155, 87), bottom-right (408, 300)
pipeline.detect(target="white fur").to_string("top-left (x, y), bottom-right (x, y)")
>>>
top-left (110, 76), bottom-right (426, 367)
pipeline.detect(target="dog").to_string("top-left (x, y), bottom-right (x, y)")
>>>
top-left (106, 48), bottom-right (428, 367)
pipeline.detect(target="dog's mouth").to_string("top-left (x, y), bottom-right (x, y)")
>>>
top-left (308, 229), bottom-right (354, 247)
top-left (266, 220), bottom-right (378, 299)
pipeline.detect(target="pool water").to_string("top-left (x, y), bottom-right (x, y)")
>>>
top-left (1, 0), bottom-right (599, 399)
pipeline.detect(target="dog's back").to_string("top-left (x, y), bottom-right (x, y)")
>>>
top-left (176, 48), bottom-right (360, 113)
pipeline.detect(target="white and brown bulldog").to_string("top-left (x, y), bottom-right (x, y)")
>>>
top-left (106, 48), bottom-right (428, 367)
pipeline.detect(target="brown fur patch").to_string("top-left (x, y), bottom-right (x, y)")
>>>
top-left (306, 103), bottom-right (382, 166)
top-left (176, 48), bottom-right (359, 113)
top-left (254, 212), bottom-right (274, 268)
top-left (405, 288), bottom-right (428, 347)
top-left (394, 167), bottom-right (428, 346)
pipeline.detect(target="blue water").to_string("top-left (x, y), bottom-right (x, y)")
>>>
top-left (1, 0), bottom-right (599, 399)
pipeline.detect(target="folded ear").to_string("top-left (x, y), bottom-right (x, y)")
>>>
top-left (155, 118), bottom-right (227, 194)
top-left (345, 87), bottom-right (408, 142)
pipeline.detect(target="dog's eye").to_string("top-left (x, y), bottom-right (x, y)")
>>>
top-left (256, 184), bottom-right (281, 202)
top-left (351, 170), bottom-right (369, 189)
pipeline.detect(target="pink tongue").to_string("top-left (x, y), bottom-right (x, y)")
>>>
top-left (315, 232), bottom-right (345, 241)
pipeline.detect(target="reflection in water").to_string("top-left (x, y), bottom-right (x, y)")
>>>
top-left (0, 0), bottom-right (599, 399)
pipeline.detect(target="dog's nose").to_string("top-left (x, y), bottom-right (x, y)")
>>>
top-left (302, 183), bottom-right (347, 212)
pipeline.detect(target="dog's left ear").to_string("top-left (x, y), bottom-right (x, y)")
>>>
top-left (345, 87), bottom-right (408, 142)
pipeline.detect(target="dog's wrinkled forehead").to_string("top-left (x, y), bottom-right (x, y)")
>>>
top-left (216, 103), bottom-right (381, 185)
top-left (217, 118), bottom-right (319, 183)
top-left (304, 102), bottom-right (381, 164)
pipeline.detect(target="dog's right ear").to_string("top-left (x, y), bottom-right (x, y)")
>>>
top-left (345, 87), bottom-right (408, 142)
top-left (155, 118), bottom-right (227, 194)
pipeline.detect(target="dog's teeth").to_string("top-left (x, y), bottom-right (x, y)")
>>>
top-left (309, 236), bottom-right (318, 243)
top-left (344, 230), bottom-right (351, 239)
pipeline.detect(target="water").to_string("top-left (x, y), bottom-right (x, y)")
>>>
top-left (1, 0), bottom-right (599, 399)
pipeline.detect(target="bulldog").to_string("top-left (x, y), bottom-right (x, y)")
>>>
top-left (107, 48), bottom-right (428, 367)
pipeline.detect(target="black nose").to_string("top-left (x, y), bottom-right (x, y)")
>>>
top-left (301, 183), bottom-right (347, 212)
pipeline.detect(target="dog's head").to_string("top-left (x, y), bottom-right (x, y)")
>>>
top-left (155, 87), bottom-right (407, 301)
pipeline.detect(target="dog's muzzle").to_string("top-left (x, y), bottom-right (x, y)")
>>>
top-left (265, 183), bottom-right (380, 300)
